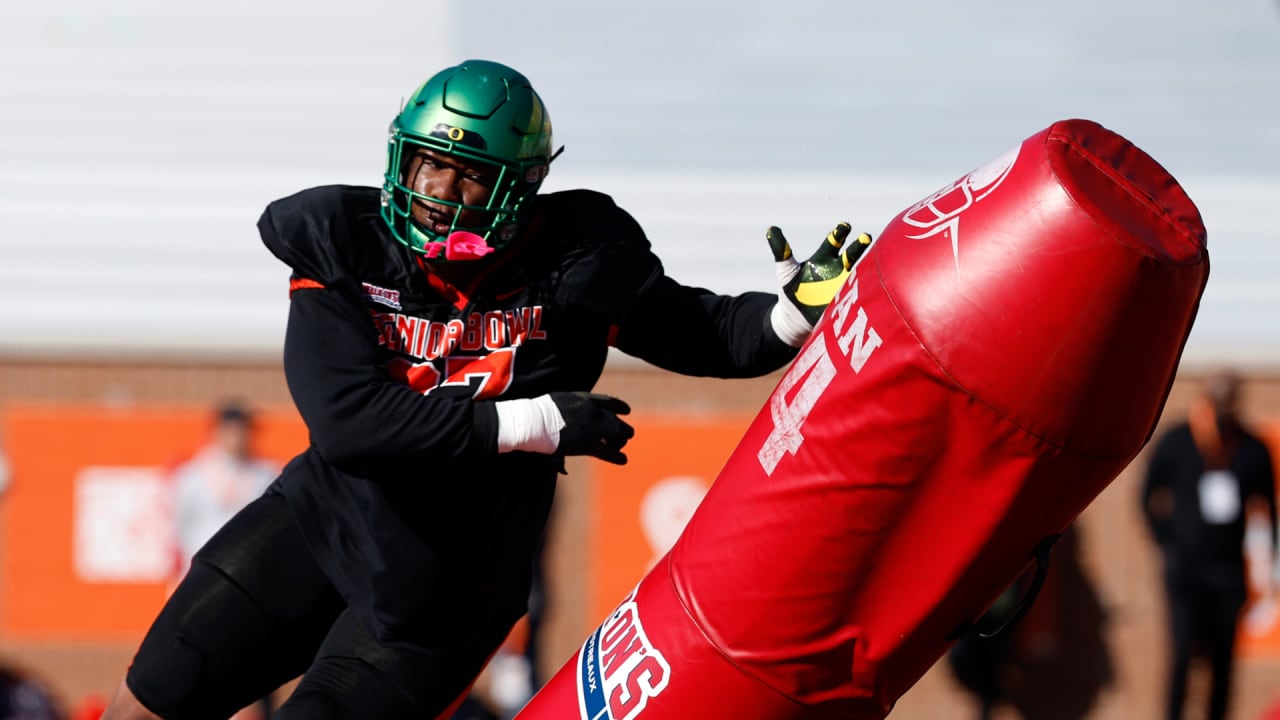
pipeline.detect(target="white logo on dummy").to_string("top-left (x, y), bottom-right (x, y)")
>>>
top-left (901, 145), bottom-right (1019, 273)
top-left (576, 589), bottom-right (671, 720)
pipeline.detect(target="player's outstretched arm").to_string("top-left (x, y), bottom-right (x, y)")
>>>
top-left (768, 222), bottom-right (873, 347)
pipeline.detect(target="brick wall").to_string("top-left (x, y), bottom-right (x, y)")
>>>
top-left (2, 356), bottom-right (1278, 718)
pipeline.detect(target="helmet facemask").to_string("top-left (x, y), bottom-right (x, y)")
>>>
top-left (380, 60), bottom-right (555, 262)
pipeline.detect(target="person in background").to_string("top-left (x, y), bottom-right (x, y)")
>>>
top-left (1142, 368), bottom-right (1279, 720)
top-left (170, 402), bottom-right (279, 579)
top-left (100, 58), bottom-right (870, 720)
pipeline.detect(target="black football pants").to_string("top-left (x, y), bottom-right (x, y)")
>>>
top-left (126, 491), bottom-right (496, 720)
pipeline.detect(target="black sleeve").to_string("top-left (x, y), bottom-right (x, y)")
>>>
top-left (613, 275), bottom-right (798, 378)
top-left (282, 283), bottom-right (499, 467)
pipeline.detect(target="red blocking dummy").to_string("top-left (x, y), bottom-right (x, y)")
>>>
top-left (516, 119), bottom-right (1208, 720)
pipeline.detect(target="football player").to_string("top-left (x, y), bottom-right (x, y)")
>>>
top-left (102, 59), bottom-right (871, 720)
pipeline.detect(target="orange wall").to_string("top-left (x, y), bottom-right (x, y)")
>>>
top-left (0, 403), bottom-right (760, 646)
top-left (1, 403), bottom-right (308, 641)
top-left (3, 403), bottom-right (1279, 660)
top-left (587, 414), bottom-right (753, 625)
top-left (2, 392), bottom-right (1280, 717)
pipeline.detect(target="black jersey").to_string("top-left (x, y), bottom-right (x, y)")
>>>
top-left (256, 184), bottom-right (796, 645)
top-left (1142, 423), bottom-right (1277, 577)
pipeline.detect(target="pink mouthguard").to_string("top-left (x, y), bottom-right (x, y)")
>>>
top-left (444, 231), bottom-right (494, 261)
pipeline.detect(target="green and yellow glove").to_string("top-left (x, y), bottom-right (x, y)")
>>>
top-left (768, 222), bottom-right (873, 346)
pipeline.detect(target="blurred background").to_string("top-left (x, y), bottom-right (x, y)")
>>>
top-left (1, 0), bottom-right (1278, 718)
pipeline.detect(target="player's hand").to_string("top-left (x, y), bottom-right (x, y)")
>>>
top-left (768, 222), bottom-right (873, 346)
top-left (549, 392), bottom-right (635, 465)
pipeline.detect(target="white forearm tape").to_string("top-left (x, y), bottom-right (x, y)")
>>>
top-left (495, 395), bottom-right (566, 454)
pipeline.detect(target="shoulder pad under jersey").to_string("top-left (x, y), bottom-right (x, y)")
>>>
top-left (539, 189), bottom-right (664, 318)
top-left (258, 185), bottom-right (387, 286)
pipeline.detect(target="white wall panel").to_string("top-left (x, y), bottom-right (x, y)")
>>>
top-left (2, 0), bottom-right (1278, 368)
top-left (0, 0), bottom-right (456, 358)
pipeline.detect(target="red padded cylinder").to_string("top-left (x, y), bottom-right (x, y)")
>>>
top-left (517, 119), bottom-right (1208, 720)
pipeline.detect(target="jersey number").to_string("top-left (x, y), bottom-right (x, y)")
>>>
top-left (757, 278), bottom-right (883, 475)
top-left (389, 347), bottom-right (516, 400)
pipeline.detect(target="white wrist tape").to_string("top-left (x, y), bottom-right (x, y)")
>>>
top-left (770, 297), bottom-right (814, 348)
top-left (771, 258), bottom-right (812, 347)
top-left (775, 257), bottom-right (800, 287)
top-left (495, 395), bottom-right (566, 454)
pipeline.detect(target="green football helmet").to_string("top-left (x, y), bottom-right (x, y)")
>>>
top-left (381, 60), bottom-right (555, 260)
